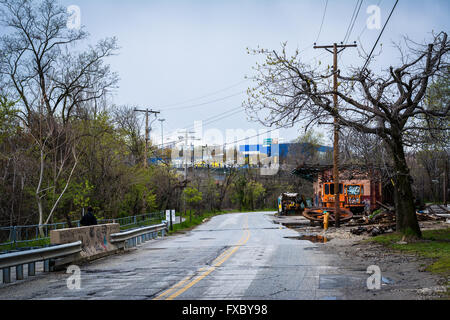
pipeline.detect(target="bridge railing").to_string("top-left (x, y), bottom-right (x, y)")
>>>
top-left (0, 220), bottom-right (169, 284)
top-left (110, 222), bottom-right (169, 249)
top-left (0, 211), bottom-right (165, 250)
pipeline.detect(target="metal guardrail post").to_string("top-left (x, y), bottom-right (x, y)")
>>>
top-left (28, 262), bottom-right (35, 276)
top-left (2, 267), bottom-right (11, 284)
top-left (16, 265), bottom-right (23, 280)
top-left (44, 259), bottom-right (50, 272)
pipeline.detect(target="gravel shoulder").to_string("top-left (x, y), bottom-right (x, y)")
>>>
top-left (278, 215), bottom-right (449, 300)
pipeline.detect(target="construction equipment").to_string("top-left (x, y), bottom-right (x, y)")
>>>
top-left (303, 207), bottom-right (353, 224)
top-left (321, 182), bottom-right (365, 214)
top-left (303, 181), bottom-right (358, 224)
top-left (277, 193), bottom-right (309, 216)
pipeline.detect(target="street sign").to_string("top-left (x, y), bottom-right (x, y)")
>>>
top-left (166, 210), bottom-right (176, 223)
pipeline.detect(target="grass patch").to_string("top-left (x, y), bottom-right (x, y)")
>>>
top-left (119, 219), bottom-right (164, 231)
top-left (369, 228), bottom-right (450, 275)
top-left (0, 238), bottom-right (50, 252)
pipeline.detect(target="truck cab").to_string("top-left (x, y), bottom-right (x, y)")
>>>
top-left (344, 184), bottom-right (365, 214)
top-left (322, 182), bottom-right (345, 208)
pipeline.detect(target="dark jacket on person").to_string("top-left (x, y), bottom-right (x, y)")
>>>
top-left (80, 209), bottom-right (97, 226)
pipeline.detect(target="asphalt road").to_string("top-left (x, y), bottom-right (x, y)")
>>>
top-left (0, 212), bottom-right (358, 300)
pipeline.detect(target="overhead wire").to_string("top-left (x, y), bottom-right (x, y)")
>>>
top-left (157, 79), bottom-right (248, 108)
top-left (343, 0), bottom-right (364, 45)
top-left (315, 0), bottom-right (329, 44)
top-left (161, 91), bottom-right (245, 111)
top-left (361, 0), bottom-right (399, 72)
top-left (151, 1), bottom-right (341, 151)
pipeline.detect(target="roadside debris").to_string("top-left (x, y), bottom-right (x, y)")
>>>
top-left (344, 203), bottom-right (444, 237)
top-left (350, 224), bottom-right (396, 236)
top-left (274, 202), bottom-right (447, 239)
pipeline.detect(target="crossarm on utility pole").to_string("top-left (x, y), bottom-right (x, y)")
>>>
top-left (134, 108), bottom-right (160, 168)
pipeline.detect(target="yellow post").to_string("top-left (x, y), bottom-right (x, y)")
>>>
top-left (323, 211), bottom-right (329, 231)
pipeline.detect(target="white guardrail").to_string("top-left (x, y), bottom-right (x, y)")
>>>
top-left (0, 222), bottom-right (169, 284)
top-left (0, 241), bottom-right (82, 284)
top-left (110, 222), bottom-right (169, 249)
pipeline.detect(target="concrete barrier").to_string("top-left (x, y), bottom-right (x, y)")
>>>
top-left (50, 224), bottom-right (120, 261)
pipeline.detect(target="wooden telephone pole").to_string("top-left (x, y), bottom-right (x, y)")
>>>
top-left (314, 42), bottom-right (357, 227)
top-left (134, 108), bottom-right (160, 215)
top-left (134, 108), bottom-right (160, 168)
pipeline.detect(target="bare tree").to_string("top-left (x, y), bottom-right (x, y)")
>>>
top-left (245, 33), bottom-right (449, 239)
top-left (0, 0), bottom-right (119, 231)
top-left (113, 105), bottom-right (145, 166)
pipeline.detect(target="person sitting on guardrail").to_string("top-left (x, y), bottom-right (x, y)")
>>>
top-left (80, 206), bottom-right (98, 226)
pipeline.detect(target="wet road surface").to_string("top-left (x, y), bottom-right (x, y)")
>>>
top-left (0, 212), bottom-right (363, 300)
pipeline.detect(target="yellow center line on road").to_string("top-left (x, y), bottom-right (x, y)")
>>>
top-left (161, 214), bottom-right (250, 300)
top-left (153, 275), bottom-right (193, 300)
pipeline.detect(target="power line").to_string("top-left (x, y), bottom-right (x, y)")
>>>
top-left (153, 105), bottom-right (245, 148)
top-left (153, 0), bottom-right (338, 150)
top-left (162, 91), bottom-right (245, 111)
top-left (315, 0), bottom-right (329, 43)
top-left (156, 79), bottom-right (248, 108)
top-left (357, 0), bottom-right (383, 41)
top-left (343, 0), bottom-right (360, 43)
top-left (338, 0), bottom-right (363, 65)
top-left (202, 108), bottom-right (244, 128)
top-left (361, 0), bottom-right (399, 72)
top-left (343, 0), bottom-right (364, 44)
top-left (171, 105), bottom-right (243, 134)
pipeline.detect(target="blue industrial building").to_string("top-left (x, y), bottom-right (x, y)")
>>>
top-left (239, 143), bottom-right (332, 159)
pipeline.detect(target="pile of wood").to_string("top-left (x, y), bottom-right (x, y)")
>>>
top-left (369, 201), bottom-right (445, 223)
top-left (348, 202), bottom-right (446, 237)
top-left (350, 224), bottom-right (396, 236)
top-left (416, 211), bottom-right (446, 221)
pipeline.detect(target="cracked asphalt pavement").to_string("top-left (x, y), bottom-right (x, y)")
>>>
top-left (0, 211), bottom-right (362, 300)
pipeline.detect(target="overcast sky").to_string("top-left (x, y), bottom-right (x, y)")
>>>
top-left (59, 0), bottom-right (449, 146)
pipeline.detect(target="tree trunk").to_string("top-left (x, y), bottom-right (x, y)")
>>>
top-left (37, 148), bottom-right (45, 237)
top-left (390, 136), bottom-right (422, 239)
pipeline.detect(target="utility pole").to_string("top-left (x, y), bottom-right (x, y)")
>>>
top-left (158, 118), bottom-right (166, 162)
top-left (134, 108), bottom-right (160, 215)
top-left (178, 129), bottom-right (196, 221)
top-left (134, 108), bottom-right (160, 168)
top-left (201, 145), bottom-right (208, 165)
top-left (178, 130), bottom-right (196, 181)
top-left (314, 42), bottom-right (357, 228)
top-left (158, 118), bottom-right (166, 148)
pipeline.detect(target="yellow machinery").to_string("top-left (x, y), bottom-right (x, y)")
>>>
top-left (303, 182), bottom-right (359, 224)
top-left (321, 182), bottom-right (365, 214)
top-left (277, 193), bottom-right (308, 215)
